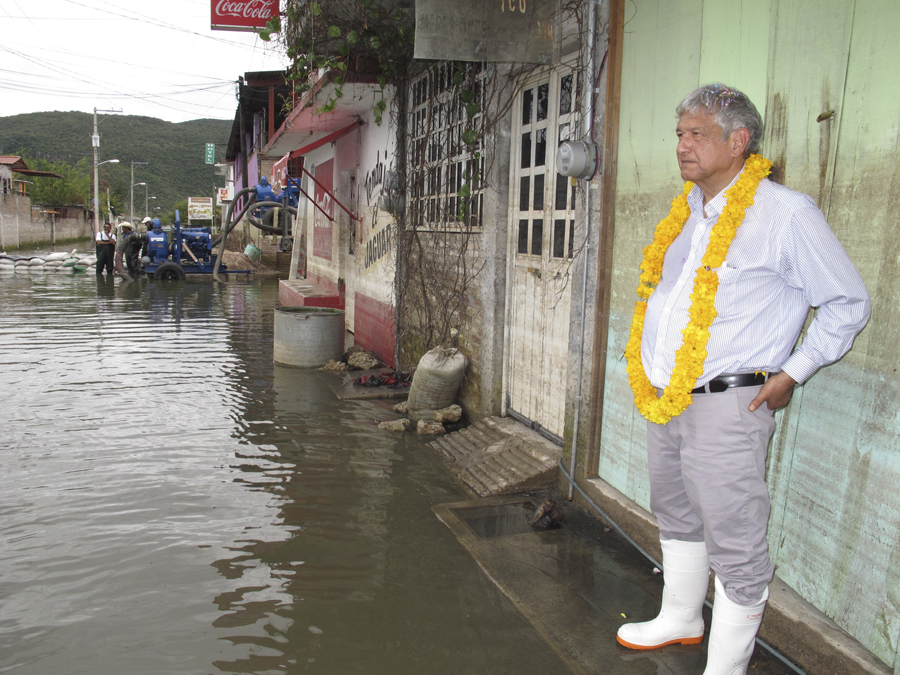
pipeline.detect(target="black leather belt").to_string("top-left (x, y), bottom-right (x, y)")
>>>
top-left (691, 372), bottom-right (772, 394)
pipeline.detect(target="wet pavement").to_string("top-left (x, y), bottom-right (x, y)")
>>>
top-left (434, 493), bottom-right (799, 675)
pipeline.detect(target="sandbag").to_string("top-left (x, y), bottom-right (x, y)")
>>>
top-left (406, 347), bottom-right (467, 418)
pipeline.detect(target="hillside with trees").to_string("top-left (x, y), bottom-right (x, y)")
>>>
top-left (0, 111), bottom-right (231, 224)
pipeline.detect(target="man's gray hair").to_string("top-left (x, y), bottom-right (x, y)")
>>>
top-left (676, 84), bottom-right (763, 157)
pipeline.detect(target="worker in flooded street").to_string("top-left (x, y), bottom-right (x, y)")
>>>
top-left (114, 222), bottom-right (134, 278)
top-left (95, 222), bottom-right (116, 275)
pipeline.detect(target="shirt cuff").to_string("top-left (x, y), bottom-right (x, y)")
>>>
top-left (780, 352), bottom-right (819, 385)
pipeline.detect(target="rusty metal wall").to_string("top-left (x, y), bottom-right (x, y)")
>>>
top-left (594, 0), bottom-right (900, 665)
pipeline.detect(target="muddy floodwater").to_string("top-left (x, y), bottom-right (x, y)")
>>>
top-left (0, 272), bottom-right (571, 675)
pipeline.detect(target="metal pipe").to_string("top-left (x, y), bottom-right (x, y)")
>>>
top-left (568, 0), bottom-right (599, 501)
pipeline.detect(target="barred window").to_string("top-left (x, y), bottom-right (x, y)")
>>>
top-left (408, 62), bottom-right (487, 230)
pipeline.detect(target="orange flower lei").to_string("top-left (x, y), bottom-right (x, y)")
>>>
top-left (625, 154), bottom-right (772, 424)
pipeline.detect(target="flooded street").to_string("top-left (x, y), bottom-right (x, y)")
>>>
top-left (0, 272), bottom-right (571, 675)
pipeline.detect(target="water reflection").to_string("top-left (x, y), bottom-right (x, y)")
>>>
top-left (0, 272), bottom-right (570, 674)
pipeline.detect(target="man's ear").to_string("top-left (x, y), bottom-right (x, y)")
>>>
top-left (731, 127), bottom-right (751, 157)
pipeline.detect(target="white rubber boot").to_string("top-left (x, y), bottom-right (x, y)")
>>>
top-left (702, 576), bottom-right (768, 675)
top-left (617, 538), bottom-right (709, 649)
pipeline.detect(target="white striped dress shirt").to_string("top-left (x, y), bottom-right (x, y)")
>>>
top-left (642, 172), bottom-right (871, 388)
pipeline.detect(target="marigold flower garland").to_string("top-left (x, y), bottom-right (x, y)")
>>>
top-left (625, 154), bottom-right (772, 424)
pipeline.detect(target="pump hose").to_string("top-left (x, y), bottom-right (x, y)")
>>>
top-left (244, 202), bottom-right (299, 235)
top-left (212, 194), bottom-right (298, 281)
top-left (213, 193), bottom-right (257, 281)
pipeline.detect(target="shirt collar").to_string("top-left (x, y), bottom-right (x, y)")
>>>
top-left (687, 163), bottom-right (746, 218)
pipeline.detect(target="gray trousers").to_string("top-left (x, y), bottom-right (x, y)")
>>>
top-left (647, 384), bottom-right (776, 605)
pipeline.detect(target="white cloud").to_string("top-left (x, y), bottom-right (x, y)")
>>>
top-left (0, 0), bottom-right (289, 122)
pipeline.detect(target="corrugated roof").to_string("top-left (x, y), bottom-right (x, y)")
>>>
top-left (0, 156), bottom-right (64, 179)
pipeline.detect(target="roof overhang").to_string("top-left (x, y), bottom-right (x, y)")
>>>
top-left (14, 169), bottom-right (64, 179)
top-left (0, 156), bottom-right (63, 179)
top-left (225, 71), bottom-right (294, 161)
top-left (264, 74), bottom-right (379, 157)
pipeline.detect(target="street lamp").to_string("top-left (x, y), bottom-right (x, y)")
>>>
top-left (130, 161), bottom-right (148, 222)
top-left (131, 181), bottom-right (146, 223)
top-left (146, 194), bottom-right (156, 218)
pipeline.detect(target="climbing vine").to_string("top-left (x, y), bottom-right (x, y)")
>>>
top-left (262, 0), bottom-right (415, 125)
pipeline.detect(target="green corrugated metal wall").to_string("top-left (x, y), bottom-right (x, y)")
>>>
top-left (596, 0), bottom-right (900, 666)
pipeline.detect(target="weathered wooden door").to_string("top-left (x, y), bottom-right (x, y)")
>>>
top-left (504, 69), bottom-right (580, 442)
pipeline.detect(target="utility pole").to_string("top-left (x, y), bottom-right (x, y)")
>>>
top-left (91, 107), bottom-right (122, 238)
top-left (130, 161), bottom-right (148, 222)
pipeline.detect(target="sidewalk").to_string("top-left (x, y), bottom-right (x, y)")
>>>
top-left (434, 493), bottom-right (796, 675)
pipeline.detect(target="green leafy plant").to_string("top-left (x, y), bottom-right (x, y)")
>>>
top-left (264, 0), bottom-right (415, 125)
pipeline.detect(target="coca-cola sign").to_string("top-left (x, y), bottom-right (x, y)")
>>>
top-left (211, 0), bottom-right (278, 32)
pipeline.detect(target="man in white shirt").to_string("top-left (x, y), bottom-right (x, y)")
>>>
top-left (617, 84), bottom-right (870, 674)
top-left (95, 222), bottom-right (116, 275)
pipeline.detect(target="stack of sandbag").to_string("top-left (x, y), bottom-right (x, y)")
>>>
top-left (406, 346), bottom-right (468, 422)
top-left (43, 251), bottom-right (69, 271)
top-left (0, 249), bottom-right (94, 274)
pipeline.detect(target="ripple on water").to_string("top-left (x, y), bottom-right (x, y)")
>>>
top-left (0, 272), bottom-right (571, 675)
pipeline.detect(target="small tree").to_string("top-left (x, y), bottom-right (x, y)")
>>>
top-left (23, 157), bottom-right (91, 206)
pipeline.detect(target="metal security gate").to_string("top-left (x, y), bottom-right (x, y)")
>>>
top-left (504, 68), bottom-right (580, 442)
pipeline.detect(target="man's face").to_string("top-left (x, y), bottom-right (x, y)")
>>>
top-left (675, 110), bottom-right (741, 192)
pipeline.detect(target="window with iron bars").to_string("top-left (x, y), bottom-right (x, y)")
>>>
top-left (408, 62), bottom-right (487, 230)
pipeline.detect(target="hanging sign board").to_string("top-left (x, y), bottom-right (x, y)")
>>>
top-left (217, 187), bottom-right (233, 204)
top-left (211, 0), bottom-right (278, 32)
top-left (188, 197), bottom-right (214, 221)
top-left (414, 0), bottom-right (560, 64)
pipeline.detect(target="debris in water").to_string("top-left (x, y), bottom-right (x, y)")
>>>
top-left (529, 499), bottom-right (565, 529)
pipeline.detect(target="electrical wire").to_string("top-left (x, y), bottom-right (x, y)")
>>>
top-left (0, 0), bottom-right (287, 122)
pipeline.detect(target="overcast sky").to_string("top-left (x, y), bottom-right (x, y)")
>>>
top-left (1, 0), bottom-right (289, 123)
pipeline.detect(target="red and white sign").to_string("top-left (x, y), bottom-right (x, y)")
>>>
top-left (272, 153), bottom-right (290, 189)
top-left (313, 159), bottom-right (334, 261)
top-left (211, 0), bottom-right (278, 32)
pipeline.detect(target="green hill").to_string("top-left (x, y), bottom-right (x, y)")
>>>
top-left (0, 111), bottom-right (232, 223)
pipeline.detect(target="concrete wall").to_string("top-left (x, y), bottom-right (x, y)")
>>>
top-left (0, 193), bottom-right (91, 250)
top-left (589, 0), bottom-right (900, 666)
top-left (298, 95), bottom-right (398, 368)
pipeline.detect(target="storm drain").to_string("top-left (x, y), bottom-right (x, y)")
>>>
top-left (429, 416), bottom-right (561, 498)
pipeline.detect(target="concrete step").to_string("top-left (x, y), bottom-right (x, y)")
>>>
top-left (430, 416), bottom-right (562, 498)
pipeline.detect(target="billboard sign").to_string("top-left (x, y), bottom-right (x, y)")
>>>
top-left (188, 197), bottom-right (214, 221)
top-left (211, 0), bottom-right (278, 32)
top-left (414, 0), bottom-right (560, 64)
top-left (217, 187), bottom-right (233, 204)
